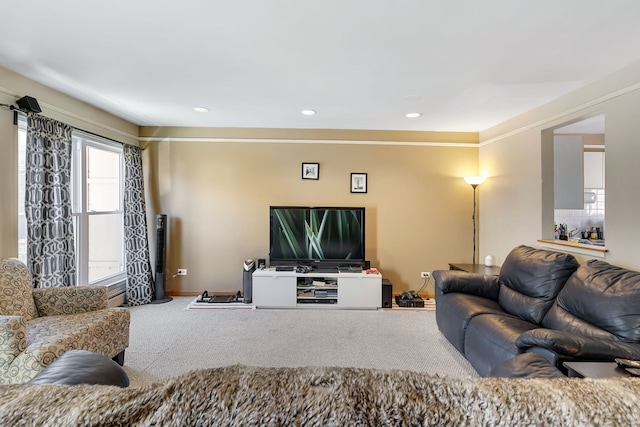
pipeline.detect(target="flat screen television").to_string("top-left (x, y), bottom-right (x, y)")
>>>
top-left (269, 206), bottom-right (365, 269)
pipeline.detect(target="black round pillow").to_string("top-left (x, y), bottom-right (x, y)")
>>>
top-left (28, 350), bottom-right (129, 387)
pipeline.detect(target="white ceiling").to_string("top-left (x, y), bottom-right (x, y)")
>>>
top-left (1, 1), bottom-right (639, 132)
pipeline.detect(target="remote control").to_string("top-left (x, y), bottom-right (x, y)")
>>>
top-left (614, 358), bottom-right (640, 369)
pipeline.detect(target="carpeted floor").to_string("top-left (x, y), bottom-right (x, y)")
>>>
top-left (123, 296), bottom-right (477, 387)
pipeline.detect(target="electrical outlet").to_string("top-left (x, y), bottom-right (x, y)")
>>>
top-left (177, 269), bottom-right (187, 276)
top-left (420, 271), bottom-right (430, 279)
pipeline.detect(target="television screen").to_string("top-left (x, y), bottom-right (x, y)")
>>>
top-left (269, 206), bottom-right (365, 266)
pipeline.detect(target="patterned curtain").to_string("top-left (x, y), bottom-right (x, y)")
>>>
top-left (25, 114), bottom-right (76, 288)
top-left (123, 144), bottom-right (154, 306)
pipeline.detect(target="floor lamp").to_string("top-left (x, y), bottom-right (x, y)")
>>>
top-left (464, 176), bottom-right (485, 265)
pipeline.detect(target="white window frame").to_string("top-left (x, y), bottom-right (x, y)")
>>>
top-left (17, 114), bottom-right (27, 263)
top-left (72, 131), bottom-right (126, 287)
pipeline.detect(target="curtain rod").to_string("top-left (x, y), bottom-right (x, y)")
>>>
top-left (73, 126), bottom-right (143, 150)
top-left (0, 102), bottom-right (22, 125)
top-left (1, 102), bottom-right (143, 150)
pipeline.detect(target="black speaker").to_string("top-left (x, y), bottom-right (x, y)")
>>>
top-left (16, 96), bottom-right (42, 113)
top-left (152, 214), bottom-right (172, 304)
top-left (382, 279), bottom-right (393, 308)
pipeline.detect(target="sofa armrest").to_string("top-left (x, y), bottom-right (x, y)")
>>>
top-left (0, 316), bottom-right (28, 360)
top-left (32, 286), bottom-right (108, 317)
top-left (433, 270), bottom-right (500, 300)
top-left (516, 328), bottom-right (640, 361)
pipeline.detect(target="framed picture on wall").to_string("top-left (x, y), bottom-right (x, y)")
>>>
top-left (302, 163), bottom-right (319, 180)
top-left (351, 173), bottom-right (367, 193)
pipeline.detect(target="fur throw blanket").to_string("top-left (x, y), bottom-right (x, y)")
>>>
top-left (1, 365), bottom-right (639, 426)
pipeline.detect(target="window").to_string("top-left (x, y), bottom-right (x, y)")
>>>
top-left (17, 117), bottom-right (126, 286)
top-left (72, 132), bottom-right (126, 285)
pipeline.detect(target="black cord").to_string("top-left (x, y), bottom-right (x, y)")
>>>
top-left (415, 276), bottom-right (432, 299)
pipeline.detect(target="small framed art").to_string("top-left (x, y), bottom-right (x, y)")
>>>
top-left (351, 173), bottom-right (367, 193)
top-left (302, 163), bottom-right (319, 180)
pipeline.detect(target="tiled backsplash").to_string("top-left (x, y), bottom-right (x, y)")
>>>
top-left (554, 188), bottom-right (605, 238)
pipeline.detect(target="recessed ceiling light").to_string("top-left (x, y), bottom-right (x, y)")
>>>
top-left (193, 106), bottom-right (209, 113)
top-left (406, 112), bottom-right (421, 118)
top-left (301, 109), bottom-right (316, 116)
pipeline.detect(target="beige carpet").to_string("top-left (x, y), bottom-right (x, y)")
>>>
top-left (123, 296), bottom-right (476, 387)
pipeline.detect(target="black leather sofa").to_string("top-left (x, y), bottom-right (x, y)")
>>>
top-left (434, 245), bottom-right (640, 376)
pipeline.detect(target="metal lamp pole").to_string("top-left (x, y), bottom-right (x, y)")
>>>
top-left (464, 176), bottom-right (485, 265)
top-left (471, 183), bottom-right (479, 265)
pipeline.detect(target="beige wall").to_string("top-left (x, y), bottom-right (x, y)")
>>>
top-left (6, 56), bottom-right (640, 298)
top-left (0, 66), bottom-right (138, 260)
top-left (479, 60), bottom-right (640, 270)
top-left (139, 130), bottom-right (479, 295)
top-left (1, 65), bottom-right (479, 297)
top-left (0, 102), bottom-right (19, 258)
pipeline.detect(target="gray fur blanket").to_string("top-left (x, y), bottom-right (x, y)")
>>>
top-left (1, 365), bottom-right (639, 426)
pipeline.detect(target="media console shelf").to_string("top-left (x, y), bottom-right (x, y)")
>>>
top-left (252, 268), bottom-right (382, 309)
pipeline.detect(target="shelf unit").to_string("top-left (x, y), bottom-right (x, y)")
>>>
top-left (296, 277), bottom-right (338, 305)
top-left (252, 269), bottom-right (382, 309)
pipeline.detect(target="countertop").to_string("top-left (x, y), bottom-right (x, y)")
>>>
top-left (538, 239), bottom-right (608, 253)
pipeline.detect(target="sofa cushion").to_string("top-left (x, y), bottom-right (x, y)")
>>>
top-left (0, 258), bottom-right (37, 321)
top-left (498, 245), bottom-right (579, 325)
top-left (435, 292), bottom-right (506, 354)
top-left (542, 260), bottom-right (640, 342)
top-left (464, 313), bottom-right (539, 376)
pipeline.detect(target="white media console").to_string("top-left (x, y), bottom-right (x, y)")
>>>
top-left (252, 268), bottom-right (382, 309)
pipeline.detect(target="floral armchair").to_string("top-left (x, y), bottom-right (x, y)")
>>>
top-left (0, 258), bottom-right (130, 384)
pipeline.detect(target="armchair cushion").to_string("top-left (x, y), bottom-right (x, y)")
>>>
top-left (1, 308), bottom-right (130, 384)
top-left (0, 259), bottom-right (37, 321)
top-left (0, 316), bottom-right (28, 368)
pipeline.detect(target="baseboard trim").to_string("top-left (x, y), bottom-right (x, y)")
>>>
top-left (169, 290), bottom-right (435, 299)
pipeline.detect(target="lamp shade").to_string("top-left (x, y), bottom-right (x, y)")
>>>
top-left (464, 176), bottom-right (485, 186)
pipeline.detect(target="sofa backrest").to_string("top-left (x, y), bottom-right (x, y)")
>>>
top-left (542, 260), bottom-right (640, 342)
top-left (498, 245), bottom-right (579, 325)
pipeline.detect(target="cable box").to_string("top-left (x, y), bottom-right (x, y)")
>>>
top-left (395, 295), bottom-right (424, 307)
